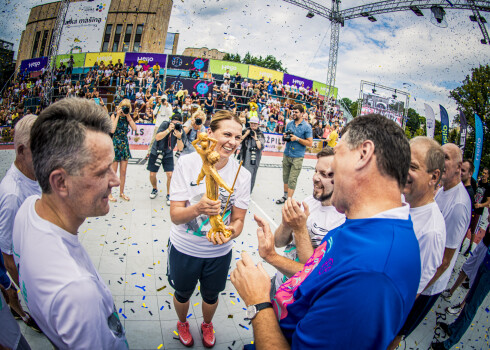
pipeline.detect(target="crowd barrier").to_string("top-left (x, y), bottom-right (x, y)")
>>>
top-left (126, 124), bottom-right (326, 154)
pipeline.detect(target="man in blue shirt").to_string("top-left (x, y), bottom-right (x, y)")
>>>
top-left (276, 104), bottom-right (313, 204)
top-left (231, 114), bottom-right (420, 349)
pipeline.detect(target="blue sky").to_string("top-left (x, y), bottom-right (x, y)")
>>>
top-left (2, 0), bottom-right (489, 122)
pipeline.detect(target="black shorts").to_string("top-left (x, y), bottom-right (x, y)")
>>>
top-left (147, 152), bottom-right (174, 172)
top-left (167, 241), bottom-right (232, 304)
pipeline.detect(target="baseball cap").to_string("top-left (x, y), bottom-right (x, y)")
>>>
top-left (250, 116), bottom-right (259, 124)
top-left (171, 113), bottom-right (183, 122)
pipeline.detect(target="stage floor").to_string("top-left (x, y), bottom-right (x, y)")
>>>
top-left (1, 150), bottom-right (488, 350)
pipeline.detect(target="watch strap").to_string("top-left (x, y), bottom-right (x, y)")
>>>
top-left (254, 302), bottom-right (273, 313)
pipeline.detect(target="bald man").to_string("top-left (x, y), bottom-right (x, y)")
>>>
top-left (415, 143), bottom-right (471, 330)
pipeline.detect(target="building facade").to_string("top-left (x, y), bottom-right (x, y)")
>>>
top-left (16, 0), bottom-right (176, 69)
top-left (182, 47), bottom-right (227, 60)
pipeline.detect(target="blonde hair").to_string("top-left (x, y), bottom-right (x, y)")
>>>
top-left (119, 99), bottom-right (132, 113)
top-left (209, 110), bottom-right (241, 132)
top-left (14, 114), bottom-right (37, 153)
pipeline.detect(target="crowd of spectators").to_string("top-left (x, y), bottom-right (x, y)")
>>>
top-left (0, 58), bottom-right (347, 145)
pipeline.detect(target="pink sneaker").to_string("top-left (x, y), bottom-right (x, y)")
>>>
top-left (201, 322), bottom-right (216, 348)
top-left (177, 321), bottom-right (194, 347)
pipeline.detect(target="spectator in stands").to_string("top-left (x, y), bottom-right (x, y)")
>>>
top-left (223, 69), bottom-right (231, 81)
top-left (327, 124), bottom-right (339, 147)
top-left (165, 83), bottom-right (176, 104)
top-left (235, 72), bottom-right (242, 89)
top-left (109, 99), bottom-right (137, 202)
top-left (65, 55), bottom-right (74, 75)
top-left (267, 116), bottom-right (277, 133)
top-left (137, 69), bottom-right (146, 87)
top-left (276, 104), bottom-right (313, 204)
top-left (153, 62), bottom-right (161, 73)
top-left (220, 79), bottom-right (231, 95)
top-left (205, 93), bottom-right (214, 117)
top-left (154, 74), bottom-right (162, 94)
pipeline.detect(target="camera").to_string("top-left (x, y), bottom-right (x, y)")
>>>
top-left (248, 128), bottom-right (256, 138)
top-left (121, 106), bottom-right (130, 114)
top-left (250, 146), bottom-right (257, 165)
top-left (174, 123), bottom-right (182, 132)
top-left (195, 118), bottom-right (202, 126)
top-left (283, 130), bottom-right (294, 142)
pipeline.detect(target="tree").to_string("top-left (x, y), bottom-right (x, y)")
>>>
top-left (450, 64), bottom-right (490, 172)
top-left (225, 52), bottom-right (288, 73)
top-left (405, 108), bottom-right (422, 138)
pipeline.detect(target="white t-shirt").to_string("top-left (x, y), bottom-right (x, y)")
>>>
top-left (169, 152), bottom-right (251, 258)
top-left (153, 103), bottom-right (173, 126)
top-left (12, 196), bottom-right (128, 350)
top-left (275, 195), bottom-right (346, 290)
top-left (410, 202), bottom-right (446, 294)
top-left (0, 163), bottom-right (41, 254)
top-left (423, 182), bottom-right (471, 295)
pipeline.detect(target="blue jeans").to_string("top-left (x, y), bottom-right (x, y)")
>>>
top-left (443, 263), bottom-right (490, 349)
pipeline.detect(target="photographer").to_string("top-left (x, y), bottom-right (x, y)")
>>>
top-left (240, 116), bottom-right (265, 192)
top-left (148, 113), bottom-right (185, 205)
top-left (276, 104), bottom-right (313, 204)
top-left (181, 110), bottom-right (207, 157)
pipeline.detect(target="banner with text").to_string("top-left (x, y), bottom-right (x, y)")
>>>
top-left (55, 53), bottom-right (86, 68)
top-left (440, 105), bottom-right (449, 145)
top-left (283, 73), bottom-right (313, 89)
top-left (20, 57), bottom-right (48, 72)
top-left (209, 59), bottom-right (249, 77)
top-left (248, 65), bottom-right (284, 82)
top-left (165, 77), bottom-right (214, 96)
top-left (312, 81), bottom-right (338, 98)
top-left (424, 103), bottom-right (436, 139)
top-left (262, 133), bottom-right (323, 154)
top-left (473, 113), bottom-right (483, 180)
top-left (127, 124), bottom-right (154, 145)
top-left (459, 111), bottom-right (467, 153)
top-left (58, 0), bottom-right (111, 54)
top-left (125, 53), bottom-right (166, 67)
top-left (167, 55), bottom-right (209, 71)
top-left (84, 52), bottom-right (126, 67)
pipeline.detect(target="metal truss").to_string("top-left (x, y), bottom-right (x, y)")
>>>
top-left (283, 0), bottom-right (490, 110)
top-left (44, 0), bottom-right (70, 105)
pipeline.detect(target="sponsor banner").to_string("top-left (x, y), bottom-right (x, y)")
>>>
top-left (127, 124), bottom-right (154, 145)
top-left (167, 55), bottom-right (209, 71)
top-left (58, 0), bottom-right (111, 54)
top-left (473, 113), bottom-right (483, 180)
top-left (424, 103), bottom-right (436, 139)
top-left (125, 53), bottom-right (166, 67)
top-left (55, 53), bottom-right (86, 68)
top-left (20, 57), bottom-right (48, 72)
top-left (312, 81), bottom-right (338, 98)
top-left (262, 133), bottom-right (324, 154)
top-left (459, 111), bottom-right (467, 153)
top-left (361, 106), bottom-right (403, 127)
top-left (440, 105), bottom-right (449, 145)
top-left (165, 77), bottom-right (214, 96)
top-left (283, 73), bottom-right (313, 89)
top-left (84, 52), bottom-right (126, 67)
top-left (360, 92), bottom-right (404, 127)
top-left (248, 65), bottom-right (283, 82)
top-left (209, 59), bottom-right (249, 77)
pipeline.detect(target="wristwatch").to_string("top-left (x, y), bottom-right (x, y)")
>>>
top-left (246, 302), bottom-right (273, 320)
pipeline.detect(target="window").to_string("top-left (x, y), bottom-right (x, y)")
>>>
top-left (102, 24), bottom-right (112, 52)
top-left (122, 24), bottom-right (133, 52)
top-left (46, 30), bottom-right (53, 55)
top-left (31, 31), bottom-right (41, 58)
top-left (39, 30), bottom-right (49, 56)
top-left (132, 24), bottom-right (144, 52)
top-left (164, 32), bottom-right (176, 54)
top-left (112, 24), bottom-right (123, 52)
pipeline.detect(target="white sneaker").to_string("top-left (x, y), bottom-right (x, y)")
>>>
top-left (150, 189), bottom-right (158, 199)
top-left (441, 290), bottom-right (452, 301)
top-left (446, 304), bottom-right (462, 315)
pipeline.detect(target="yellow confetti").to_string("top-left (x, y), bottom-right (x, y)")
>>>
top-left (157, 345), bottom-right (163, 350)
top-left (154, 209), bottom-right (157, 212)
top-left (193, 303), bottom-right (199, 306)
top-left (230, 300), bottom-right (235, 305)
top-left (143, 302), bottom-right (146, 307)
top-left (169, 292), bottom-right (174, 296)
top-left (173, 330), bottom-right (179, 336)
top-left (146, 274), bottom-right (151, 277)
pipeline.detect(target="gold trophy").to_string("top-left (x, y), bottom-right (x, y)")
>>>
top-left (192, 133), bottom-right (242, 241)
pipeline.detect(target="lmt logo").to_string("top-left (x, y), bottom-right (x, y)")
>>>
top-left (29, 62), bottom-right (41, 68)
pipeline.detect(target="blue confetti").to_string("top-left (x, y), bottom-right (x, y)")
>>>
top-left (187, 313), bottom-right (192, 318)
top-left (122, 313), bottom-right (127, 319)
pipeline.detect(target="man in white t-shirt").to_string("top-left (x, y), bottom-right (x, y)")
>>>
top-left (388, 137), bottom-right (446, 349)
top-left (406, 143), bottom-right (470, 337)
top-left (220, 79), bottom-right (230, 94)
top-left (12, 98), bottom-right (128, 349)
top-left (0, 114), bottom-right (42, 333)
top-left (255, 147), bottom-right (346, 295)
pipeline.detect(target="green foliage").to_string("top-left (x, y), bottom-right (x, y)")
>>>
top-left (405, 108), bottom-right (422, 138)
top-left (225, 52), bottom-right (288, 73)
top-left (450, 64), bottom-right (490, 172)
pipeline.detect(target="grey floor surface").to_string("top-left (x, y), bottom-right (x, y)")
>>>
top-left (0, 149), bottom-right (488, 350)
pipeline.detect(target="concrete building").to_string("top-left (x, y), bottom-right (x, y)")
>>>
top-left (182, 47), bottom-right (227, 60)
top-left (16, 0), bottom-right (176, 68)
